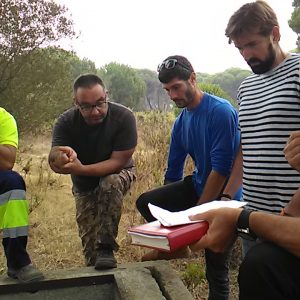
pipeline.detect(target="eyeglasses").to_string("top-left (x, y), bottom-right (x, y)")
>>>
top-left (77, 100), bottom-right (107, 113)
top-left (157, 59), bottom-right (191, 72)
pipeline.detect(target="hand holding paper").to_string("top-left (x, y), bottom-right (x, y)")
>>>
top-left (148, 200), bottom-right (247, 227)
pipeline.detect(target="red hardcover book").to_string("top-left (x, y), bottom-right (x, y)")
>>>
top-left (128, 220), bottom-right (209, 252)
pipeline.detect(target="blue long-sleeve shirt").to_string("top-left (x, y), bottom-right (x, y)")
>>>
top-left (165, 93), bottom-right (241, 198)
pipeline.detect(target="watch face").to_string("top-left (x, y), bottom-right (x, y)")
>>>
top-left (237, 228), bottom-right (256, 241)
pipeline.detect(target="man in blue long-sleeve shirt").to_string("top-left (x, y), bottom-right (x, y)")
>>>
top-left (136, 55), bottom-right (241, 300)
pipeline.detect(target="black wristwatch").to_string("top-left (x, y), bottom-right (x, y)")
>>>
top-left (236, 209), bottom-right (257, 241)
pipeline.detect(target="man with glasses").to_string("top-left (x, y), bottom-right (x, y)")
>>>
top-left (136, 55), bottom-right (241, 300)
top-left (48, 74), bottom-right (137, 270)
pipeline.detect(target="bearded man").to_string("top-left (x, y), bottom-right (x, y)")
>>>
top-left (136, 55), bottom-right (241, 300)
top-left (221, 1), bottom-right (300, 257)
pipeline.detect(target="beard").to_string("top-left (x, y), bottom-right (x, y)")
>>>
top-left (173, 83), bottom-right (195, 108)
top-left (247, 43), bottom-right (276, 74)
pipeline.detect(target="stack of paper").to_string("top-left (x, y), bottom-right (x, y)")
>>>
top-left (148, 200), bottom-right (247, 226)
top-left (128, 200), bottom-right (246, 252)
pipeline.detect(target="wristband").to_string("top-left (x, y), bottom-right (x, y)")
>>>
top-left (219, 193), bottom-right (232, 200)
top-left (236, 209), bottom-right (257, 241)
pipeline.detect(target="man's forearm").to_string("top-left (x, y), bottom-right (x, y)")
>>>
top-left (78, 148), bottom-right (134, 177)
top-left (222, 145), bottom-right (243, 199)
top-left (78, 158), bottom-right (127, 177)
top-left (50, 147), bottom-right (135, 177)
top-left (250, 212), bottom-right (300, 257)
top-left (0, 145), bottom-right (16, 170)
top-left (197, 170), bottom-right (227, 205)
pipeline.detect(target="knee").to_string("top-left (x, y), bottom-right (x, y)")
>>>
top-left (238, 242), bottom-right (272, 286)
top-left (136, 192), bottom-right (151, 213)
top-left (239, 248), bottom-right (259, 283)
top-left (100, 174), bottom-right (122, 193)
top-left (0, 170), bottom-right (25, 192)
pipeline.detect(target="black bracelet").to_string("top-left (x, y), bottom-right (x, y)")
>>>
top-left (236, 209), bottom-right (257, 241)
top-left (219, 193), bottom-right (232, 199)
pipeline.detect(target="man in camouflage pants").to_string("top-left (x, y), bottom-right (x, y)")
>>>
top-left (48, 74), bottom-right (137, 270)
top-left (73, 170), bottom-right (135, 266)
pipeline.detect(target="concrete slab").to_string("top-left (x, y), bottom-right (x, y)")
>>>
top-left (0, 261), bottom-right (194, 300)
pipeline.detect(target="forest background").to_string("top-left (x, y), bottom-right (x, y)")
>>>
top-left (2, 0), bottom-right (300, 133)
top-left (1, 0), bottom-right (300, 299)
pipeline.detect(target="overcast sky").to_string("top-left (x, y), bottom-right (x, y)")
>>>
top-left (58, 0), bottom-right (297, 74)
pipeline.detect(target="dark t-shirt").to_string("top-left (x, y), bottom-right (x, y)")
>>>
top-left (52, 102), bottom-right (137, 192)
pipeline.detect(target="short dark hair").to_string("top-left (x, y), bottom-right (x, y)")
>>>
top-left (225, 1), bottom-right (279, 44)
top-left (73, 74), bottom-right (106, 94)
top-left (158, 55), bottom-right (194, 84)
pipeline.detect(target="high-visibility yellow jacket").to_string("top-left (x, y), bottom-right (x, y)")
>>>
top-left (0, 108), bottom-right (28, 238)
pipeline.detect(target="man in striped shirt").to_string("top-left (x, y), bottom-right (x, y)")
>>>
top-left (223, 1), bottom-right (300, 254)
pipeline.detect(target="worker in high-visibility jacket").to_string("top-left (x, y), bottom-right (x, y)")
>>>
top-left (0, 107), bottom-right (43, 282)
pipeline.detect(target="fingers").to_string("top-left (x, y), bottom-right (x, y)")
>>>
top-left (49, 163), bottom-right (61, 173)
top-left (69, 151), bottom-right (77, 161)
top-left (189, 213), bottom-right (203, 221)
top-left (287, 131), bottom-right (300, 143)
top-left (189, 208), bottom-right (238, 253)
top-left (57, 146), bottom-right (77, 162)
top-left (60, 152), bottom-right (71, 164)
top-left (52, 161), bottom-right (73, 174)
top-left (285, 131), bottom-right (300, 152)
top-left (284, 139), bottom-right (300, 154)
top-left (189, 235), bottom-right (209, 251)
top-left (287, 154), bottom-right (300, 172)
top-left (189, 212), bottom-right (212, 251)
top-left (58, 146), bottom-right (72, 152)
top-left (189, 211), bottom-right (209, 221)
top-left (284, 133), bottom-right (300, 171)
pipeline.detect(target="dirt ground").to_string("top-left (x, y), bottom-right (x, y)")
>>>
top-left (0, 133), bottom-right (242, 299)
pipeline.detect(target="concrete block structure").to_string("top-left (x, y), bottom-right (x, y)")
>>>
top-left (0, 261), bottom-right (194, 300)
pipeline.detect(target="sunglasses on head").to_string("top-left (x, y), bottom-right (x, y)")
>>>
top-left (157, 58), bottom-right (191, 72)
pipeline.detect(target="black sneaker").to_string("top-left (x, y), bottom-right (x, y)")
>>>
top-left (95, 248), bottom-right (117, 270)
top-left (7, 264), bottom-right (44, 282)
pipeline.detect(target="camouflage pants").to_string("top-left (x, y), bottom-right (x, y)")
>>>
top-left (73, 168), bottom-right (136, 266)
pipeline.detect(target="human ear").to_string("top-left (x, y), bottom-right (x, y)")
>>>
top-left (190, 72), bottom-right (197, 86)
top-left (272, 26), bottom-right (281, 42)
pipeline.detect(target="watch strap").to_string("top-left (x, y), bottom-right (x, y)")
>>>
top-left (236, 209), bottom-right (257, 240)
top-left (219, 193), bottom-right (232, 200)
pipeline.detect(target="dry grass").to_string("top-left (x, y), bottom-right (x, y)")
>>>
top-left (0, 111), bottom-right (241, 299)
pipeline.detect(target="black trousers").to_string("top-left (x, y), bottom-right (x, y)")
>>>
top-left (136, 176), bottom-right (232, 300)
top-left (239, 242), bottom-right (300, 300)
top-left (136, 175), bottom-right (198, 222)
top-left (0, 170), bottom-right (31, 270)
top-left (2, 236), bottom-right (30, 270)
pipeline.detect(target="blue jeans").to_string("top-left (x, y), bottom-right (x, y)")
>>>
top-left (137, 176), bottom-right (233, 300)
top-left (205, 243), bottom-right (233, 300)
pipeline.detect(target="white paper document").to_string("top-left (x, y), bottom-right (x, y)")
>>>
top-left (148, 200), bottom-right (247, 227)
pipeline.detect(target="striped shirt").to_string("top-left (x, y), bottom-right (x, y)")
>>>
top-left (238, 53), bottom-right (300, 213)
